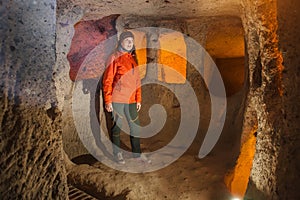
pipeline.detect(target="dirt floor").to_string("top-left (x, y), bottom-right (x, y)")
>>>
top-left (68, 87), bottom-right (244, 200)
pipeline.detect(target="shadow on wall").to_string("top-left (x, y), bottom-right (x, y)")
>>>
top-left (79, 78), bottom-right (134, 160)
top-left (215, 57), bottom-right (245, 97)
top-left (244, 179), bottom-right (267, 200)
top-left (81, 78), bottom-right (116, 160)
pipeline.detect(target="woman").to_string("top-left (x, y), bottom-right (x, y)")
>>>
top-left (102, 31), bottom-right (150, 164)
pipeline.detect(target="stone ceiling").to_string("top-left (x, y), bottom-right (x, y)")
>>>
top-left (70, 0), bottom-right (241, 20)
top-left (63, 0), bottom-right (245, 59)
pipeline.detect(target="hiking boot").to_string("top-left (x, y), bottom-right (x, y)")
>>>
top-left (136, 153), bottom-right (151, 164)
top-left (115, 152), bottom-right (125, 164)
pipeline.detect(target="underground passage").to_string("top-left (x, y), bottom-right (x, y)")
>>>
top-left (1, 0), bottom-right (300, 200)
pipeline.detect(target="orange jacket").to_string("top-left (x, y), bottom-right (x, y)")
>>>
top-left (102, 51), bottom-right (142, 104)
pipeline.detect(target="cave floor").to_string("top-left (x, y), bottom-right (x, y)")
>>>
top-left (70, 143), bottom-right (235, 200)
top-left (68, 92), bottom-right (243, 200)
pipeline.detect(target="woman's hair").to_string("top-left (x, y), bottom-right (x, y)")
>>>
top-left (130, 47), bottom-right (138, 65)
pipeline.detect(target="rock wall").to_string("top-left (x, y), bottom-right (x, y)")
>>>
top-left (241, 0), bottom-right (300, 199)
top-left (0, 0), bottom-right (68, 199)
top-left (67, 15), bottom-right (119, 81)
top-left (276, 0), bottom-right (300, 198)
top-left (56, 3), bottom-right (88, 159)
top-left (215, 57), bottom-right (245, 96)
top-left (57, 10), bottom-right (245, 160)
top-left (1, 0), bottom-right (298, 199)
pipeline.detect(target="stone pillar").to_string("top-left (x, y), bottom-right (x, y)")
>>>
top-left (0, 0), bottom-right (68, 199)
top-left (145, 28), bottom-right (159, 82)
top-left (241, 0), bottom-right (299, 199)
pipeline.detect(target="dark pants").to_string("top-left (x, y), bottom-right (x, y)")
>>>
top-left (111, 103), bottom-right (141, 158)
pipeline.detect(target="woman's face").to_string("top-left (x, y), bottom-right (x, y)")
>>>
top-left (121, 37), bottom-right (134, 51)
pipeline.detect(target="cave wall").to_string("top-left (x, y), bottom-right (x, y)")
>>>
top-left (241, 0), bottom-right (300, 199)
top-left (276, 0), bottom-right (300, 198)
top-left (57, 7), bottom-right (245, 160)
top-left (241, 0), bottom-right (282, 198)
top-left (56, 2), bottom-right (88, 159)
top-left (215, 57), bottom-right (245, 96)
top-left (0, 0), bottom-right (68, 199)
top-left (1, 0), bottom-right (298, 198)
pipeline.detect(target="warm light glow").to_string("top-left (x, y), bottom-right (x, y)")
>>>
top-left (277, 53), bottom-right (284, 97)
top-left (224, 127), bottom-right (257, 198)
top-left (130, 30), bottom-right (147, 79)
top-left (158, 31), bottom-right (187, 83)
top-left (205, 22), bottom-right (245, 58)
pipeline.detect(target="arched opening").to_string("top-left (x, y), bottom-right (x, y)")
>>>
top-left (205, 17), bottom-right (245, 97)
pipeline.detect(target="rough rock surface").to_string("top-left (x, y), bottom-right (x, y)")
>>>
top-left (0, 0), bottom-right (68, 199)
top-left (58, 5), bottom-right (245, 159)
top-left (1, 0), bottom-right (299, 199)
top-left (276, 0), bottom-right (300, 198)
top-left (241, 0), bottom-right (300, 199)
top-left (67, 15), bottom-right (119, 81)
top-left (70, 0), bottom-right (241, 20)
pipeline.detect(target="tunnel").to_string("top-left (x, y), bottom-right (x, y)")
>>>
top-left (1, 0), bottom-right (300, 200)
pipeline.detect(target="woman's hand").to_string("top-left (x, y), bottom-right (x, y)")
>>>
top-left (137, 102), bottom-right (141, 112)
top-left (105, 103), bottom-right (113, 112)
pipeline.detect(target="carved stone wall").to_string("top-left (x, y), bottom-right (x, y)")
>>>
top-left (242, 0), bottom-right (300, 199)
top-left (0, 0), bottom-right (68, 199)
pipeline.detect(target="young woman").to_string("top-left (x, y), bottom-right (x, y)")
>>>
top-left (102, 31), bottom-right (150, 164)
